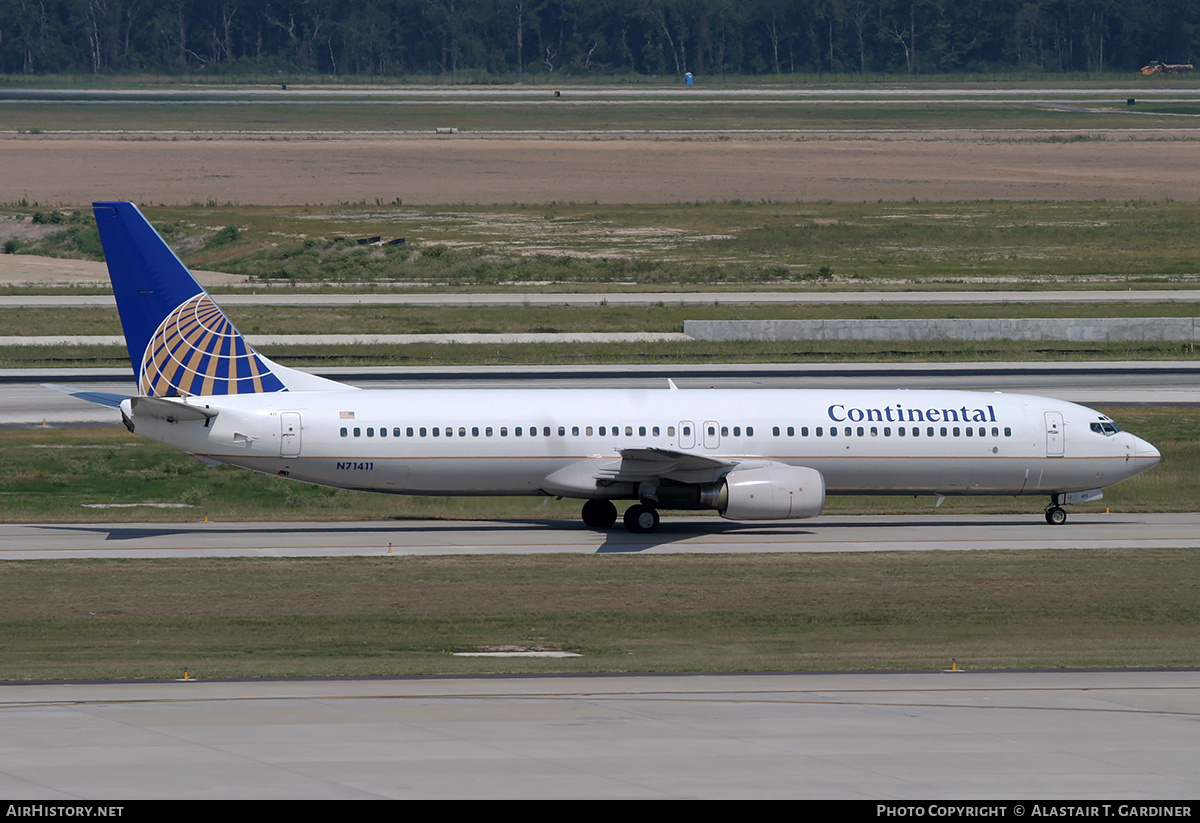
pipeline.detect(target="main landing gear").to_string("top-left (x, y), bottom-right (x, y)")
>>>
top-left (581, 499), bottom-right (618, 529)
top-left (623, 504), bottom-right (660, 534)
top-left (580, 500), bottom-right (661, 534)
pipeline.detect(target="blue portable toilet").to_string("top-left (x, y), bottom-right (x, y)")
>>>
top-left (685, 72), bottom-right (694, 85)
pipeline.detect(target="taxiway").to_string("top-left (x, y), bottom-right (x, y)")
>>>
top-left (2, 670), bottom-right (1197, 798)
top-left (4, 513), bottom-right (1199, 559)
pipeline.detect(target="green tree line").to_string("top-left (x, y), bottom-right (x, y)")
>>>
top-left (3, 0), bottom-right (1197, 78)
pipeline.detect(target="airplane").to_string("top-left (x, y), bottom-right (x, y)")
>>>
top-left (64, 201), bottom-right (1160, 534)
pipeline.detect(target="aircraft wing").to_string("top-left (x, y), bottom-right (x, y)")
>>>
top-left (541, 447), bottom-right (736, 498)
top-left (596, 447), bottom-right (734, 482)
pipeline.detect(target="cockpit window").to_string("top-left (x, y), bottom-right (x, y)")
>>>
top-left (1091, 421), bottom-right (1122, 436)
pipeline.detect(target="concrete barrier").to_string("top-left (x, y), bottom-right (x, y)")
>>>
top-left (683, 318), bottom-right (1200, 343)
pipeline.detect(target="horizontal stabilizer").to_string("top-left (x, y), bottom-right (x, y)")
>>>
top-left (40, 384), bottom-right (128, 409)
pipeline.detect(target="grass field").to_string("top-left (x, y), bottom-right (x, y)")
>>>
top-left (2, 549), bottom-right (1197, 680)
top-left (8, 301), bottom-right (1200, 339)
top-left (7, 201), bottom-right (1200, 290)
top-left (5, 87), bottom-right (1200, 134)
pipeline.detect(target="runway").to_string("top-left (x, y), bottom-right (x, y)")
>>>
top-left (2, 670), bottom-right (1197, 798)
top-left (5, 513), bottom-right (1199, 559)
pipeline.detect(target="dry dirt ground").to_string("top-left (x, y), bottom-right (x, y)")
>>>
top-left (4, 130), bottom-right (1200, 207)
top-left (0, 254), bottom-right (243, 286)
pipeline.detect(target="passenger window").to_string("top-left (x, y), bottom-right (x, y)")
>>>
top-left (353, 427), bottom-right (361, 437)
top-left (733, 427), bottom-right (741, 437)
top-left (639, 426), bottom-right (646, 436)
top-left (747, 426), bottom-right (754, 436)
top-left (393, 427), bottom-right (402, 437)
top-left (625, 426), bottom-right (633, 436)
top-left (500, 427), bottom-right (508, 436)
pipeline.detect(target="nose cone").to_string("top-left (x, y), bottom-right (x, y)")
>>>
top-left (1134, 436), bottom-right (1161, 465)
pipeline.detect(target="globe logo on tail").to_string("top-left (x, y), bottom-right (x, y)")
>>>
top-left (139, 293), bottom-right (285, 396)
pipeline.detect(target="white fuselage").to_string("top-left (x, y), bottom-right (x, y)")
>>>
top-left (124, 387), bottom-right (1160, 501)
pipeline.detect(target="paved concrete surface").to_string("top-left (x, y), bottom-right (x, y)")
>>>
top-left (5, 513), bottom-right (1199, 559)
top-left (687, 317), bottom-right (1200, 342)
top-left (1, 670), bottom-right (1197, 798)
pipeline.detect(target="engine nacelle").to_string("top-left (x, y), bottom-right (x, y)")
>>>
top-left (701, 465), bottom-right (825, 520)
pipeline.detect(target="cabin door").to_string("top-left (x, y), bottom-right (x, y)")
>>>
top-left (1044, 411), bottom-right (1064, 457)
top-left (280, 412), bottom-right (302, 457)
top-left (703, 420), bottom-right (721, 449)
top-left (678, 420), bottom-right (695, 449)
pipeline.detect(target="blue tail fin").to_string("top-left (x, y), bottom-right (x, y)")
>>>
top-left (93, 202), bottom-right (335, 397)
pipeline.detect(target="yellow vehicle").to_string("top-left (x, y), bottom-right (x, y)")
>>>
top-left (1141, 60), bottom-right (1194, 75)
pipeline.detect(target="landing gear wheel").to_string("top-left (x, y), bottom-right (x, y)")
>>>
top-left (623, 504), bottom-right (661, 534)
top-left (581, 499), bottom-right (618, 529)
top-left (1045, 506), bottom-right (1067, 525)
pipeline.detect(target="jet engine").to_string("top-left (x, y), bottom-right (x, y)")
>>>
top-left (699, 465), bottom-right (825, 520)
